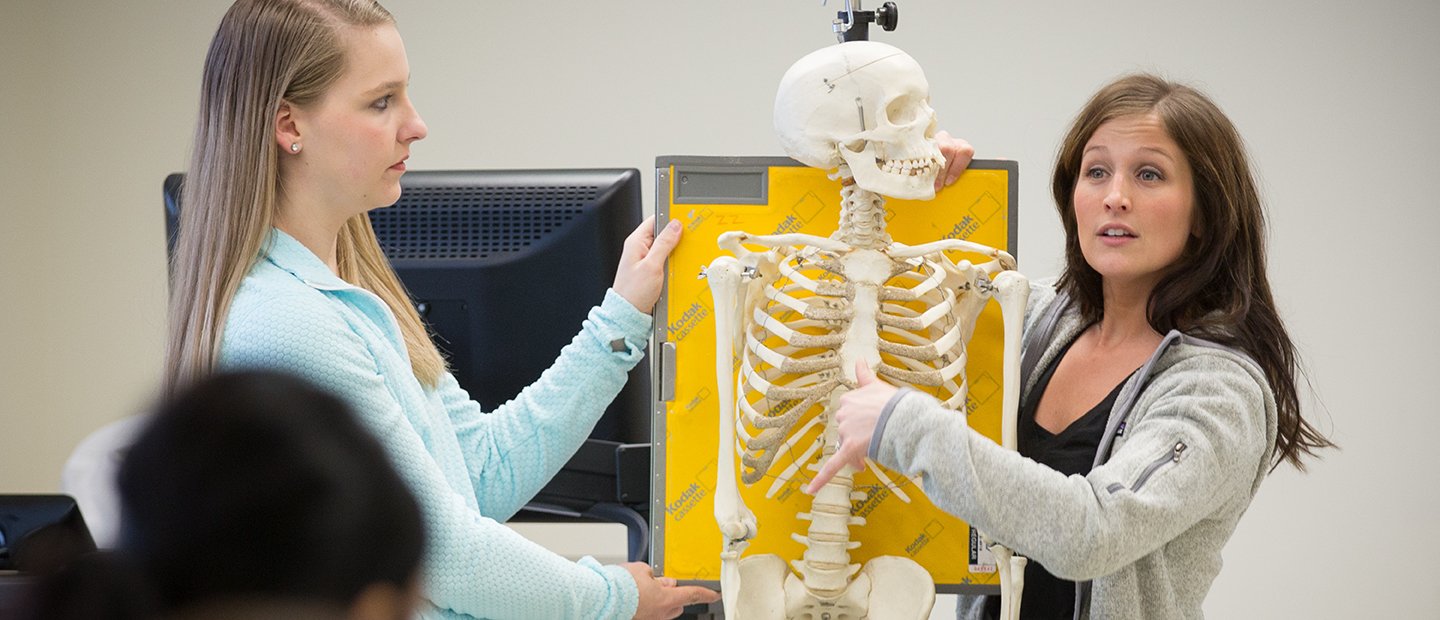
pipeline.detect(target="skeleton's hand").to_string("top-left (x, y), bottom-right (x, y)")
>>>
top-left (613, 216), bottom-right (682, 315)
top-left (934, 130), bottom-right (975, 193)
top-left (805, 359), bottom-right (898, 494)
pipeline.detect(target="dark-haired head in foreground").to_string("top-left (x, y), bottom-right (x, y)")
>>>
top-left (33, 370), bottom-right (426, 620)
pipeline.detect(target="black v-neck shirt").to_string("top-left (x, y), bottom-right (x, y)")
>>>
top-left (1018, 339), bottom-right (1123, 477)
top-left (983, 338), bottom-right (1130, 620)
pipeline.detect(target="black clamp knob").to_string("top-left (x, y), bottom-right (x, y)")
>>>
top-left (835, 1), bottom-right (901, 42)
top-left (875, 2), bottom-right (899, 32)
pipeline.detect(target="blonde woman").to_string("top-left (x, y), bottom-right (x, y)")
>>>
top-left (166, 1), bottom-right (717, 618)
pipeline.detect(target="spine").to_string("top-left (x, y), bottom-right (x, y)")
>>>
top-left (834, 184), bottom-right (890, 250)
top-left (795, 447), bottom-right (861, 597)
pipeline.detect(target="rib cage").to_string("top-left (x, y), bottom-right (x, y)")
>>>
top-left (734, 245), bottom-right (987, 487)
top-left (707, 180), bottom-right (1024, 616)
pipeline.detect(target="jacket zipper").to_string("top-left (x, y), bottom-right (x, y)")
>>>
top-left (1131, 441), bottom-right (1187, 492)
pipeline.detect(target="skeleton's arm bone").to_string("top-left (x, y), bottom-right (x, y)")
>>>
top-left (1007, 555), bottom-right (1029, 620)
top-left (705, 256), bottom-right (763, 618)
top-left (991, 544), bottom-right (1014, 620)
top-left (992, 270), bottom-right (1030, 451)
top-left (705, 257), bottom-right (757, 541)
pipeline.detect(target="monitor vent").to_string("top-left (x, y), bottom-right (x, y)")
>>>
top-left (369, 185), bottom-right (599, 259)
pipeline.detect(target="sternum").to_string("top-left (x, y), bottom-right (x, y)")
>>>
top-left (838, 249), bottom-right (890, 374)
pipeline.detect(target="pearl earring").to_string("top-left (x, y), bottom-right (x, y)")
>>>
top-left (290, 143), bottom-right (301, 153)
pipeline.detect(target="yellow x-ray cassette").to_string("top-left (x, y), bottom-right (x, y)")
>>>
top-left (651, 156), bottom-right (1017, 593)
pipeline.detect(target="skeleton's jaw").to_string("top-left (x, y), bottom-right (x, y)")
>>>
top-left (841, 141), bottom-right (942, 201)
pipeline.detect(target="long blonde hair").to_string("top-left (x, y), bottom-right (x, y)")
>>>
top-left (166, 0), bottom-right (446, 395)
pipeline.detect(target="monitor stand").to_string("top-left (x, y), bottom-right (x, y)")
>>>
top-left (515, 440), bottom-right (652, 562)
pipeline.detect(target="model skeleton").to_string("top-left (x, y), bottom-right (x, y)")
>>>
top-left (702, 42), bottom-right (1031, 619)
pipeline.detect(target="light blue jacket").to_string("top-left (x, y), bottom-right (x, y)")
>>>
top-left (220, 229), bottom-right (649, 619)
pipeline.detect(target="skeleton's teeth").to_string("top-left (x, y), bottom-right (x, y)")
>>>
top-left (876, 157), bottom-right (940, 176)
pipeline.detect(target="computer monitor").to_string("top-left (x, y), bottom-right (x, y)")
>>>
top-left (0, 495), bottom-right (96, 572)
top-left (369, 169), bottom-right (650, 444)
top-left (163, 168), bottom-right (650, 447)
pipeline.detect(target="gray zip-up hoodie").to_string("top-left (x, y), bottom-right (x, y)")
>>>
top-left (870, 281), bottom-right (1278, 619)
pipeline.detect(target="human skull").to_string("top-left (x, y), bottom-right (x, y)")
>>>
top-left (774, 41), bottom-right (943, 200)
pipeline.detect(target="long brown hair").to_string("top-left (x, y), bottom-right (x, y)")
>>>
top-left (1051, 73), bottom-right (1333, 470)
top-left (165, 0), bottom-right (446, 395)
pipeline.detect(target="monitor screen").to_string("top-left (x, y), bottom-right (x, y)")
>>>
top-left (370, 169), bottom-right (649, 443)
top-left (0, 495), bottom-right (96, 572)
top-left (163, 168), bottom-right (650, 445)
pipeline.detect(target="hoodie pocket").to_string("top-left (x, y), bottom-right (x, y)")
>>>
top-left (1129, 441), bottom-right (1188, 493)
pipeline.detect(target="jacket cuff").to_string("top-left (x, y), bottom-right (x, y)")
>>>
top-left (868, 387), bottom-right (917, 461)
top-left (595, 558), bottom-right (641, 619)
top-left (873, 388), bottom-right (948, 469)
top-left (590, 289), bottom-right (655, 361)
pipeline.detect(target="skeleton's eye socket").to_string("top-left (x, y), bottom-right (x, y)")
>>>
top-left (885, 96), bottom-right (920, 125)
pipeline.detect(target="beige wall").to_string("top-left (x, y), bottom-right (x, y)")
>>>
top-left (2, 1), bottom-right (1438, 617)
top-left (1, 2), bottom-right (226, 490)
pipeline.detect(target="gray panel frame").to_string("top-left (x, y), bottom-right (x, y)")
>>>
top-left (650, 155), bottom-right (1018, 595)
